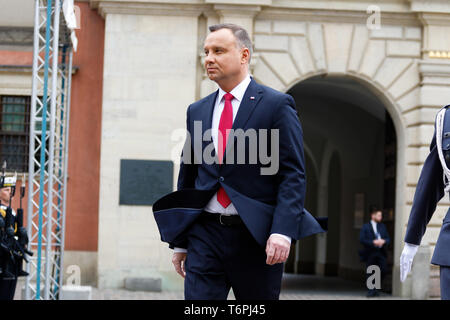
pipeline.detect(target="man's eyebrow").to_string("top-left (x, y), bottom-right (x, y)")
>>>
top-left (204, 46), bottom-right (226, 51)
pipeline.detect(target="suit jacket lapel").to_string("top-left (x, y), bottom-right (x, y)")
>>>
top-left (200, 90), bottom-right (220, 167)
top-left (232, 79), bottom-right (263, 131)
top-left (223, 79), bottom-right (263, 163)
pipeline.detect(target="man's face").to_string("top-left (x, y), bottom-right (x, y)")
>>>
top-left (372, 211), bottom-right (383, 223)
top-left (0, 187), bottom-right (11, 203)
top-left (203, 28), bottom-right (248, 84)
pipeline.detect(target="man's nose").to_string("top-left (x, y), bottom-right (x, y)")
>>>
top-left (204, 53), bottom-right (214, 65)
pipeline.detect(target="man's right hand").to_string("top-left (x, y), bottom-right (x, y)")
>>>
top-left (172, 252), bottom-right (187, 278)
top-left (373, 239), bottom-right (385, 247)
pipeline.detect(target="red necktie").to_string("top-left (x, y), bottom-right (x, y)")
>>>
top-left (217, 92), bottom-right (233, 208)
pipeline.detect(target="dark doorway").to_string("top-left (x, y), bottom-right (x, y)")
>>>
top-left (325, 151), bottom-right (341, 276)
top-left (284, 75), bottom-right (397, 293)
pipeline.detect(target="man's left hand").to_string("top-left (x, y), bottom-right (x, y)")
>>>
top-left (265, 234), bottom-right (291, 265)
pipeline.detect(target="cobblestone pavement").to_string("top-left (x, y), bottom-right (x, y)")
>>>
top-left (89, 288), bottom-right (403, 300)
top-left (89, 274), bottom-right (408, 300)
top-left (15, 273), bottom-right (411, 300)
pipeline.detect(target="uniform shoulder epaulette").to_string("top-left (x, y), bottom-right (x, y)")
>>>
top-left (440, 105), bottom-right (450, 118)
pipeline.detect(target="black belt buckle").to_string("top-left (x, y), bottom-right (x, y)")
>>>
top-left (219, 214), bottom-right (232, 226)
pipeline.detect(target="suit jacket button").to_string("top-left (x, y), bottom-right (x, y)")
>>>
top-left (219, 176), bottom-right (224, 182)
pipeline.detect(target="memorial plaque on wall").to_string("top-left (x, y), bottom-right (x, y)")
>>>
top-left (119, 159), bottom-right (173, 205)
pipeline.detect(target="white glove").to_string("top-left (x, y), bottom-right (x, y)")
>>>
top-left (400, 242), bottom-right (419, 282)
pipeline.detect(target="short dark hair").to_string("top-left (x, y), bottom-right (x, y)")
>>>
top-left (208, 23), bottom-right (253, 64)
top-left (369, 205), bottom-right (381, 215)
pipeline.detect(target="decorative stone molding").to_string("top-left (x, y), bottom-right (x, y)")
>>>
top-left (0, 65), bottom-right (77, 97)
top-left (0, 27), bottom-right (33, 47)
top-left (257, 8), bottom-right (420, 27)
top-left (0, 67), bottom-right (33, 96)
top-left (91, 2), bottom-right (208, 18)
top-left (419, 60), bottom-right (450, 85)
top-left (91, 0), bottom-right (271, 4)
top-left (419, 12), bottom-right (450, 26)
top-left (428, 51), bottom-right (450, 59)
top-left (90, 1), bottom-right (423, 26)
top-left (213, 4), bottom-right (261, 18)
top-left (409, 0), bottom-right (450, 14)
top-left (0, 65), bottom-right (33, 74)
top-left (417, 12), bottom-right (450, 54)
top-left (205, 0), bottom-right (270, 5)
top-left (0, 65), bottom-right (77, 75)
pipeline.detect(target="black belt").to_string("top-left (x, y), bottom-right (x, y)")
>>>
top-left (200, 211), bottom-right (243, 226)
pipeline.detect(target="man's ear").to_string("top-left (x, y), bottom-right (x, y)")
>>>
top-left (241, 47), bottom-right (250, 64)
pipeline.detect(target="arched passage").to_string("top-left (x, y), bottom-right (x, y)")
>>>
top-left (284, 75), bottom-right (398, 293)
top-left (285, 147), bottom-right (319, 274)
top-left (325, 151), bottom-right (342, 276)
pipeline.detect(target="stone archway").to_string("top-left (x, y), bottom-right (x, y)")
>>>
top-left (285, 74), bottom-right (399, 293)
top-left (250, 20), bottom-right (416, 294)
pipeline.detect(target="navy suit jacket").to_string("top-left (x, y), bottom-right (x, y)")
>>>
top-left (152, 79), bottom-right (327, 249)
top-left (404, 105), bottom-right (450, 266)
top-left (359, 222), bottom-right (390, 261)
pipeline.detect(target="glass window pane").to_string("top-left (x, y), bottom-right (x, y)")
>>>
top-left (2, 96), bottom-right (26, 132)
top-left (0, 95), bottom-right (30, 172)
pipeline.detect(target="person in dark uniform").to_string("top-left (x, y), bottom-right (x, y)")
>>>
top-left (359, 205), bottom-right (390, 297)
top-left (0, 177), bottom-right (18, 300)
top-left (400, 105), bottom-right (450, 300)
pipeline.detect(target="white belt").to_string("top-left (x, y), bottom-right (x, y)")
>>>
top-left (435, 107), bottom-right (450, 194)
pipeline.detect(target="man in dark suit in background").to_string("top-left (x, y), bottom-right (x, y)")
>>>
top-left (359, 205), bottom-right (390, 297)
top-left (152, 23), bottom-right (326, 300)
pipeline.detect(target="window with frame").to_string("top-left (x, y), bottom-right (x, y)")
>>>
top-left (0, 95), bottom-right (30, 172)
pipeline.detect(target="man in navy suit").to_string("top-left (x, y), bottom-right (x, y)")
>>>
top-left (152, 23), bottom-right (326, 300)
top-left (359, 205), bottom-right (390, 297)
top-left (400, 105), bottom-right (450, 300)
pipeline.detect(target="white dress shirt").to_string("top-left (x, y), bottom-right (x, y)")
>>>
top-left (203, 74), bottom-right (251, 215)
top-left (371, 220), bottom-right (381, 240)
top-left (174, 74), bottom-right (291, 253)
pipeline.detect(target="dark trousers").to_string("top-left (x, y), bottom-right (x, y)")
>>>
top-left (440, 266), bottom-right (450, 300)
top-left (184, 215), bottom-right (284, 300)
top-left (0, 279), bottom-right (17, 300)
top-left (365, 250), bottom-right (387, 293)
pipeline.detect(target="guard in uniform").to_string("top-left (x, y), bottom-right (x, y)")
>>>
top-left (0, 175), bottom-right (18, 300)
top-left (0, 172), bottom-right (31, 300)
top-left (400, 104), bottom-right (450, 299)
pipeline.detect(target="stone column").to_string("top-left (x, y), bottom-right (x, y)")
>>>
top-left (411, 245), bottom-right (431, 300)
top-left (91, 0), bottom-right (204, 290)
